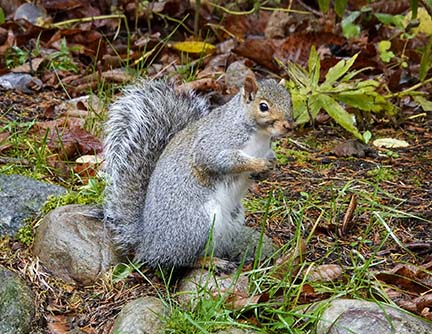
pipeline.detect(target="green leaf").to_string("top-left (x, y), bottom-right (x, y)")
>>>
top-left (287, 62), bottom-right (310, 89)
top-left (308, 94), bottom-right (325, 120)
top-left (378, 40), bottom-right (395, 62)
top-left (342, 11), bottom-right (361, 38)
top-left (413, 95), bottom-right (432, 111)
top-left (316, 94), bottom-right (363, 140)
top-left (291, 90), bottom-right (309, 124)
top-left (112, 263), bottom-right (135, 282)
top-left (419, 37), bottom-right (432, 81)
top-left (308, 46), bottom-right (320, 88)
top-left (363, 131), bottom-right (372, 144)
top-left (336, 93), bottom-right (379, 112)
top-left (318, 0), bottom-right (330, 13)
top-left (374, 13), bottom-right (405, 29)
top-left (335, 0), bottom-right (348, 17)
top-left (0, 7), bottom-right (4, 24)
top-left (341, 67), bottom-right (372, 81)
top-left (323, 53), bottom-right (358, 86)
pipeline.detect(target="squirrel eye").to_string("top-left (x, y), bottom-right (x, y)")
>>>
top-left (259, 102), bottom-right (269, 112)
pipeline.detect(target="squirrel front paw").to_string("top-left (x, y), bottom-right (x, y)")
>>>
top-left (255, 158), bottom-right (274, 173)
top-left (251, 159), bottom-right (274, 180)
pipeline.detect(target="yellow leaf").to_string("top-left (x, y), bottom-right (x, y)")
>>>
top-left (171, 41), bottom-right (216, 54)
top-left (404, 8), bottom-right (432, 35)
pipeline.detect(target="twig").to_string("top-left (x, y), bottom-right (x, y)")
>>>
top-left (384, 76), bottom-right (432, 98)
top-left (420, 0), bottom-right (432, 17)
top-left (287, 138), bottom-right (317, 153)
top-left (51, 14), bottom-right (126, 28)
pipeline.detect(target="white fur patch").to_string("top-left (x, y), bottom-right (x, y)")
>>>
top-left (242, 130), bottom-right (272, 158)
top-left (205, 130), bottom-right (273, 240)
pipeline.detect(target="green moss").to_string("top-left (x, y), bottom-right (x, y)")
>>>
top-left (15, 222), bottom-right (34, 246)
top-left (41, 177), bottom-right (105, 214)
top-left (275, 146), bottom-right (310, 165)
top-left (366, 166), bottom-right (398, 182)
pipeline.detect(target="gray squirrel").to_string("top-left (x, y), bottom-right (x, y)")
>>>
top-left (103, 76), bottom-right (293, 269)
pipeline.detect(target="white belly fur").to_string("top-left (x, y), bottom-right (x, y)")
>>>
top-left (206, 131), bottom-right (272, 241)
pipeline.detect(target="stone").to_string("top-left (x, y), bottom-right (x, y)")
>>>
top-left (0, 266), bottom-right (35, 334)
top-left (111, 296), bottom-right (166, 334)
top-left (0, 174), bottom-right (66, 236)
top-left (33, 204), bottom-right (119, 285)
top-left (233, 226), bottom-right (275, 262)
top-left (316, 299), bottom-right (432, 334)
top-left (177, 268), bottom-right (249, 308)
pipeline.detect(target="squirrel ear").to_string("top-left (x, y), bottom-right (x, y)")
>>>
top-left (241, 75), bottom-right (258, 103)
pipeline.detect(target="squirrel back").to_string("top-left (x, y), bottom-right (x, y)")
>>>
top-left (103, 80), bottom-right (209, 250)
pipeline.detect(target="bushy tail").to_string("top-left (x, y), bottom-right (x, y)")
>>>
top-left (103, 79), bottom-right (209, 249)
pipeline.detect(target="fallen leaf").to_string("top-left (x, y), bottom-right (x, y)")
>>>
top-left (171, 41), bottom-right (216, 54)
top-left (373, 138), bottom-right (409, 148)
top-left (307, 264), bottom-right (343, 282)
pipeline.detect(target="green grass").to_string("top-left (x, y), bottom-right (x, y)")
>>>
top-left (156, 172), bottom-right (427, 333)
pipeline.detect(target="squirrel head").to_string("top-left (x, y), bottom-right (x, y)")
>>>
top-left (241, 76), bottom-right (293, 138)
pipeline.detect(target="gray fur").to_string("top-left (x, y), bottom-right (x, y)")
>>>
top-left (104, 78), bottom-right (292, 269)
top-left (104, 80), bottom-right (209, 250)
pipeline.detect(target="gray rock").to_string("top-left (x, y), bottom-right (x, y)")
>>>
top-left (33, 204), bottom-right (119, 285)
top-left (220, 226), bottom-right (275, 264)
top-left (316, 299), bottom-right (432, 334)
top-left (0, 73), bottom-right (43, 93)
top-left (177, 268), bottom-right (249, 308)
top-left (0, 174), bottom-right (66, 236)
top-left (0, 266), bottom-right (35, 334)
top-left (111, 296), bottom-right (166, 334)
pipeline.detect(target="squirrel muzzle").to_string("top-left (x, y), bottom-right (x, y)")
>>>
top-left (270, 118), bottom-right (294, 138)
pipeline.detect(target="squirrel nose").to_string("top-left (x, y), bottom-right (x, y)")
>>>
top-left (282, 120), bottom-right (294, 131)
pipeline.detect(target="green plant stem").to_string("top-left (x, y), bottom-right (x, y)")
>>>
top-left (208, 1), bottom-right (310, 15)
top-left (194, 0), bottom-right (201, 36)
top-left (52, 14), bottom-right (126, 28)
top-left (384, 76), bottom-right (432, 98)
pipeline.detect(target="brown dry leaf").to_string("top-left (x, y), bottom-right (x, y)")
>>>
top-left (234, 39), bottom-right (279, 71)
top-left (73, 155), bottom-right (103, 181)
top-left (11, 57), bottom-right (46, 73)
top-left (177, 78), bottom-right (221, 94)
top-left (371, 0), bottom-right (410, 15)
top-left (275, 32), bottom-right (346, 67)
top-left (226, 291), bottom-right (269, 311)
top-left (0, 27), bottom-right (9, 45)
top-left (307, 264), bottom-right (343, 282)
top-left (0, 28), bottom-right (16, 55)
top-left (46, 314), bottom-right (69, 334)
top-left (414, 293), bottom-right (432, 312)
top-left (301, 283), bottom-right (315, 295)
top-left (375, 263), bottom-right (432, 294)
top-left (296, 283), bottom-right (331, 304)
top-left (33, 118), bottom-right (102, 160)
top-left (56, 95), bottom-right (103, 119)
top-left (0, 131), bottom-right (11, 153)
top-left (420, 307), bottom-right (432, 320)
top-left (339, 194), bottom-right (357, 237)
top-left (222, 12), bottom-right (271, 40)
